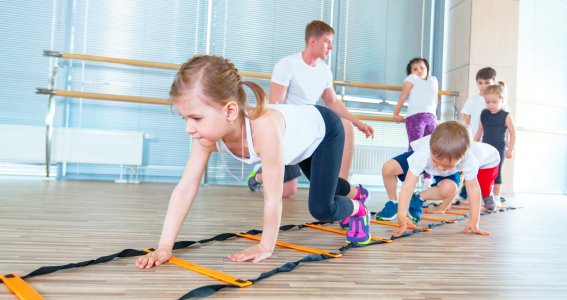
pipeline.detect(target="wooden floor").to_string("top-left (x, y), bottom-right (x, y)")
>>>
top-left (1, 178), bottom-right (566, 299)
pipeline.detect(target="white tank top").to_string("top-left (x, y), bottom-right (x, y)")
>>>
top-left (216, 104), bottom-right (326, 165)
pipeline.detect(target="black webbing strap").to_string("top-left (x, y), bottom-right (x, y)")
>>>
top-left (21, 248), bottom-right (146, 279)
top-left (178, 226), bottom-right (388, 299)
top-left (178, 252), bottom-right (337, 299)
top-left (16, 223), bottom-right (324, 281)
top-left (428, 216), bottom-right (466, 228)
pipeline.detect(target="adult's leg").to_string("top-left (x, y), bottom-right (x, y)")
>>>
top-left (255, 165), bottom-right (301, 197)
top-left (339, 118), bottom-right (354, 180)
top-left (282, 179), bottom-right (298, 198)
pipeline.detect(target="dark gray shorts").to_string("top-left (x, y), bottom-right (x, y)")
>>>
top-left (258, 164), bottom-right (301, 182)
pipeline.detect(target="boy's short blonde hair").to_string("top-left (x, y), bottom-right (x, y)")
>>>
top-left (430, 121), bottom-right (471, 162)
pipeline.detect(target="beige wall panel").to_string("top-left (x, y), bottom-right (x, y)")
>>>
top-left (470, 0), bottom-right (519, 67)
top-left (445, 0), bottom-right (472, 71)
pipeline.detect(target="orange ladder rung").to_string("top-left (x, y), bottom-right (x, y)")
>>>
top-left (0, 273), bottom-right (44, 300)
top-left (370, 219), bottom-right (431, 231)
top-left (236, 233), bottom-right (342, 258)
top-left (421, 215), bottom-right (458, 223)
top-left (143, 249), bottom-right (252, 288)
top-left (424, 209), bottom-right (468, 217)
top-left (302, 223), bottom-right (393, 243)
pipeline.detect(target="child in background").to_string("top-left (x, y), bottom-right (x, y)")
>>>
top-left (136, 55), bottom-right (372, 268)
top-left (376, 121), bottom-right (497, 236)
top-left (392, 57), bottom-right (439, 187)
top-left (458, 67), bottom-right (496, 202)
top-left (462, 67), bottom-right (497, 138)
top-left (475, 82), bottom-right (516, 209)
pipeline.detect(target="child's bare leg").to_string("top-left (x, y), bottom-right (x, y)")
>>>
top-left (419, 180), bottom-right (459, 212)
top-left (382, 159), bottom-right (403, 201)
top-left (493, 183), bottom-right (502, 198)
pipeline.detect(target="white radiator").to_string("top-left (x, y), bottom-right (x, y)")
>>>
top-left (0, 125), bottom-right (143, 166)
top-left (351, 145), bottom-right (406, 175)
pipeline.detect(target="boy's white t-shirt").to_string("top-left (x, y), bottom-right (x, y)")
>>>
top-left (404, 74), bottom-right (438, 117)
top-left (408, 135), bottom-right (500, 181)
top-left (461, 94), bottom-right (485, 137)
top-left (271, 52), bottom-right (333, 105)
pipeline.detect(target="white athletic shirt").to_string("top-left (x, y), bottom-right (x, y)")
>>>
top-left (404, 74), bottom-right (438, 117)
top-left (461, 94), bottom-right (485, 137)
top-left (216, 105), bottom-right (326, 165)
top-left (408, 135), bottom-right (500, 180)
top-left (271, 52), bottom-right (333, 105)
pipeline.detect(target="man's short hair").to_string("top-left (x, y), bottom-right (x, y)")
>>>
top-left (305, 20), bottom-right (335, 44)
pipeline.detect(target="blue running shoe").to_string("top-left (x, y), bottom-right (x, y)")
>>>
top-left (346, 204), bottom-right (372, 246)
top-left (247, 164), bottom-right (262, 192)
top-left (376, 200), bottom-right (398, 221)
top-left (408, 193), bottom-right (424, 222)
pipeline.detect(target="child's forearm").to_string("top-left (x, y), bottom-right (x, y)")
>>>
top-left (397, 186), bottom-right (413, 217)
top-left (259, 197), bottom-right (282, 252)
top-left (464, 180), bottom-right (481, 224)
top-left (159, 187), bottom-right (197, 249)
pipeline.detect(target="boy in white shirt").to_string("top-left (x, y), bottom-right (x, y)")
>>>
top-left (376, 121), bottom-right (500, 236)
top-left (459, 67), bottom-right (508, 202)
top-left (462, 67), bottom-right (497, 138)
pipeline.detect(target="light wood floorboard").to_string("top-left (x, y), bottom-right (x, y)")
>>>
top-left (1, 179), bottom-right (566, 299)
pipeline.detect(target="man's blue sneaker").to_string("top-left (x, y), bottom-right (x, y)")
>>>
top-left (247, 164), bottom-right (262, 192)
top-left (408, 193), bottom-right (424, 222)
top-left (376, 200), bottom-right (398, 221)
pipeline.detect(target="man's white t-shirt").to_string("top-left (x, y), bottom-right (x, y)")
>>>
top-left (407, 135), bottom-right (500, 181)
top-left (271, 52), bottom-right (333, 105)
top-left (404, 74), bottom-right (438, 117)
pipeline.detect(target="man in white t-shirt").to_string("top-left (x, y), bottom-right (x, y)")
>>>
top-left (248, 20), bottom-right (374, 197)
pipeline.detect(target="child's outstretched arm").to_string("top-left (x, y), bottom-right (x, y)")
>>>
top-left (505, 115), bottom-right (516, 159)
top-left (228, 114), bottom-right (284, 263)
top-left (393, 171), bottom-right (419, 236)
top-left (392, 81), bottom-right (413, 123)
top-left (136, 139), bottom-right (212, 269)
top-left (462, 178), bottom-right (491, 236)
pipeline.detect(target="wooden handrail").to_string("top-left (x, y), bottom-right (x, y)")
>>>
top-left (37, 89), bottom-right (407, 123)
top-left (46, 50), bottom-right (458, 96)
